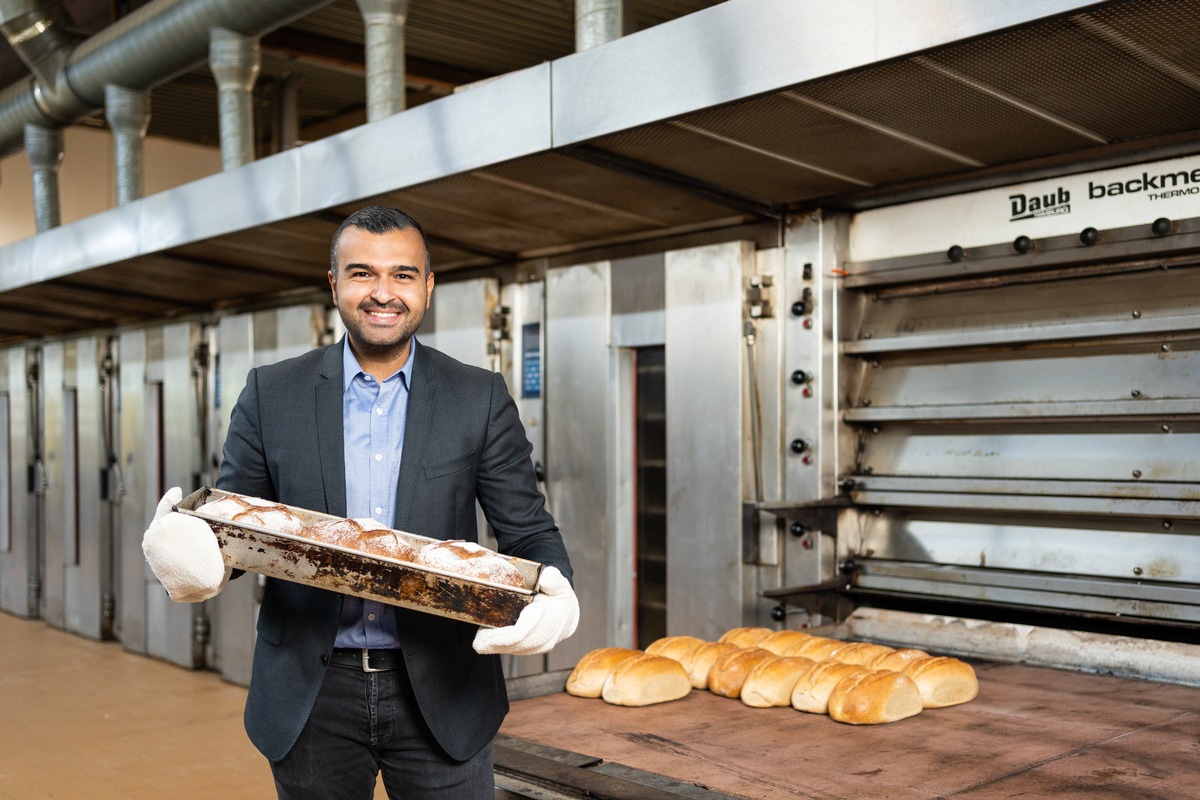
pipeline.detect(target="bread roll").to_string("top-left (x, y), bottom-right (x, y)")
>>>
top-left (901, 656), bottom-right (979, 708)
top-left (832, 641), bottom-right (895, 666)
top-left (784, 636), bottom-right (847, 661)
top-left (414, 540), bottom-right (525, 587)
top-left (739, 656), bottom-right (816, 708)
top-left (865, 648), bottom-right (929, 672)
top-left (644, 635), bottom-right (706, 663)
top-left (304, 518), bottom-right (416, 562)
top-left (680, 641), bottom-right (740, 689)
top-left (827, 669), bottom-right (923, 725)
top-left (601, 654), bottom-right (692, 707)
top-left (790, 660), bottom-right (869, 714)
top-left (707, 647), bottom-right (774, 698)
top-left (197, 495), bottom-right (306, 536)
top-left (718, 626), bottom-right (774, 649)
top-left (757, 629), bottom-right (813, 656)
top-left (566, 648), bottom-right (643, 698)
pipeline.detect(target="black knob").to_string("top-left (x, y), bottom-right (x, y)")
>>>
top-left (1151, 217), bottom-right (1172, 236)
top-left (771, 605), bottom-right (786, 622)
top-left (790, 369), bottom-right (811, 385)
top-left (839, 478), bottom-right (857, 492)
top-left (1013, 235), bottom-right (1032, 254)
top-left (791, 300), bottom-right (811, 316)
top-left (947, 245), bottom-right (964, 262)
top-left (790, 522), bottom-right (809, 537)
top-left (790, 438), bottom-right (810, 454)
top-left (1080, 227), bottom-right (1099, 246)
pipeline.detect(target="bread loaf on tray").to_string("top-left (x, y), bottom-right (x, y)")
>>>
top-left (827, 669), bottom-right (924, 725)
top-left (739, 656), bottom-right (817, 708)
top-left (900, 656), bottom-right (979, 708)
top-left (645, 635), bottom-right (707, 663)
top-left (718, 626), bottom-right (774, 649)
top-left (680, 641), bottom-right (740, 689)
top-left (566, 648), bottom-right (644, 698)
top-left (790, 659), bottom-right (870, 714)
top-left (601, 654), bottom-right (692, 706)
top-left (708, 647), bottom-right (774, 698)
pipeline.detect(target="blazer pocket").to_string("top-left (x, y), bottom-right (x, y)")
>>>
top-left (423, 450), bottom-right (475, 480)
top-left (257, 608), bottom-right (284, 646)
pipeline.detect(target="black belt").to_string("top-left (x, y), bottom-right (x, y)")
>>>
top-left (329, 648), bottom-right (403, 673)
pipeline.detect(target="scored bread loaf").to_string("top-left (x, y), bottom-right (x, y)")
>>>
top-left (680, 641), bottom-right (740, 689)
top-left (827, 669), bottom-right (924, 725)
top-left (718, 626), bottom-right (774, 649)
top-left (644, 635), bottom-right (707, 663)
top-left (866, 648), bottom-right (930, 672)
top-left (790, 659), bottom-right (870, 714)
top-left (600, 654), bottom-right (692, 707)
top-left (784, 636), bottom-right (848, 661)
top-left (707, 647), bottom-right (774, 698)
top-left (901, 656), bottom-right (979, 708)
top-left (757, 629), bottom-right (813, 656)
top-left (832, 641), bottom-right (896, 666)
top-left (739, 656), bottom-right (817, 708)
top-left (565, 648), bottom-right (644, 698)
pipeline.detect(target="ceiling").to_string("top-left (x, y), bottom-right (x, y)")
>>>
top-left (2, 0), bottom-right (1200, 344)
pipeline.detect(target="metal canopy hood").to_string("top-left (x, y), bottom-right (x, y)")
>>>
top-left (4, 0), bottom-right (1200, 342)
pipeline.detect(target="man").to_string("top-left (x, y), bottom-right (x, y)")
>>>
top-left (143, 205), bottom-right (578, 799)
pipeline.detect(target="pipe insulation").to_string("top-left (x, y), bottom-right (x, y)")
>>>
top-left (575, 0), bottom-right (626, 52)
top-left (356, 0), bottom-right (409, 122)
top-left (0, 0), bottom-right (77, 87)
top-left (24, 122), bottom-right (61, 230)
top-left (209, 28), bottom-right (259, 170)
top-left (104, 84), bottom-right (149, 205)
top-left (0, 0), bottom-right (332, 156)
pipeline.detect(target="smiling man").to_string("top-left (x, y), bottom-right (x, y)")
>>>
top-left (141, 205), bottom-right (578, 799)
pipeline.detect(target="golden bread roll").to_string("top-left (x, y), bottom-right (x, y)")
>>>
top-left (866, 648), bottom-right (930, 672)
top-left (901, 656), bottom-right (979, 708)
top-left (680, 641), bottom-right (740, 689)
top-left (827, 669), bottom-right (924, 725)
top-left (757, 629), bottom-right (813, 656)
top-left (790, 659), bottom-right (870, 714)
top-left (784, 636), bottom-right (848, 661)
top-left (565, 648), bottom-right (643, 698)
top-left (739, 656), bottom-right (817, 708)
top-left (707, 647), bottom-right (774, 698)
top-left (718, 626), bottom-right (774, 649)
top-left (600, 654), bottom-right (692, 707)
top-left (644, 635), bottom-right (707, 663)
top-left (832, 641), bottom-right (895, 666)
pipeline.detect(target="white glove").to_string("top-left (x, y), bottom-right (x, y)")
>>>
top-left (142, 487), bottom-right (230, 603)
top-left (473, 566), bottom-right (579, 656)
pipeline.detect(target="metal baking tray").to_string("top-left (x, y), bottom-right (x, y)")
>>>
top-left (175, 487), bottom-right (541, 628)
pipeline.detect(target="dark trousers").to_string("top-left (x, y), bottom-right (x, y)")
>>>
top-left (270, 657), bottom-right (495, 799)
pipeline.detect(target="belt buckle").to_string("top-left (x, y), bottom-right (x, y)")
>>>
top-left (360, 648), bottom-right (388, 673)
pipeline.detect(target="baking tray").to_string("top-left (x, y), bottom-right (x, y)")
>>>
top-left (175, 487), bottom-right (541, 628)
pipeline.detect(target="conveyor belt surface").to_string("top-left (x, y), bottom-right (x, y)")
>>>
top-left (499, 661), bottom-right (1199, 799)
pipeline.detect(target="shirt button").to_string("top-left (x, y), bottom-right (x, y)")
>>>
top-left (375, 407), bottom-right (384, 415)
top-left (374, 506), bottom-right (383, 515)
top-left (368, 613), bottom-right (376, 621)
top-left (374, 454), bottom-right (383, 462)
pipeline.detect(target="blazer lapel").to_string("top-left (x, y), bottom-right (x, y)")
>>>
top-left (315, 342), bottom-right (347, 516)
top-left (394, 342), bottom-right (435, 530)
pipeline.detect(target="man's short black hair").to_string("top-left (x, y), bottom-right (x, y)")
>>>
top-left (329, 205), bottom-right (432, 274)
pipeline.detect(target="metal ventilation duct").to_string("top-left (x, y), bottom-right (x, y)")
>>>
top-left (0, 0), bottom-right (76, 88)
top-left (0, 0), bottom-right (334, 156)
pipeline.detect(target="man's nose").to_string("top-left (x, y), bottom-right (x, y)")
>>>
top-left (369, 277), bottom-right (394, 302)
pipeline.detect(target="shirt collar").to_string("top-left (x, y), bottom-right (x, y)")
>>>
top-left (341, 335), bottom-right (417, 393)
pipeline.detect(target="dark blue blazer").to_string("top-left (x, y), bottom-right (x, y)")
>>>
top-left (217, 339), bottom-right (572, 763)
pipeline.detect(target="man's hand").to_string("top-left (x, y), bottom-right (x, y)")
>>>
top-left (473, 566), bottom-right (579, 656)
top-left (142, 487), bottom-right (230, 603)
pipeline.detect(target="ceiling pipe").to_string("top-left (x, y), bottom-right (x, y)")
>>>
top-left (356, 0), bottom-right (410, 121)
top-left (0, 0), bottom-right (334, 158)
top-left (0, 0), bottom-right (78, 88)
top-left (209, 27), bottom-right (260, 170)
top-left (575, 0), bottom-right (627, 52)
top-left (104, 84), bottom-right (149, 204)
top-left (25, 122), bottom-right (61, 230)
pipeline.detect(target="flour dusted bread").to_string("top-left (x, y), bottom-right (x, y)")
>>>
top-left (718, 626), bottom-right (774, 649)
top-left (708, 647), bottom-right (774, 698)
top-left (790, 660), bottom-right (869, 714)
top-left (414, 540), bottom-right (525, 587)
top-left (601, 654), bottom-right (692, 706)
top-left (197, 495), bottom-right (306, 536)
top-left (680, 641), bottom-right (739, 689)
top-left (645, 635), bottom-right (706, 663)
top-left (566, 648), bottom-right (644, 698)
top-left (901, 656), bottom-right (979, 708)
top-left (304, 518), bottom-right (416, 562)
top-left (827, 669), bottom-right (924, 725)
top-left (740, 656), bottom-right (816, 708)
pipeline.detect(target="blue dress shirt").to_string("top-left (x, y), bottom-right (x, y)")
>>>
top-left (332, 337), bottom-right (415, 649)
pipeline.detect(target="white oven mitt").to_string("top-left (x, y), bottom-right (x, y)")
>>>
top-left (473, 566), bottom-right (579, 656)
top-left (142, 487), bottom-right (231, 603)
